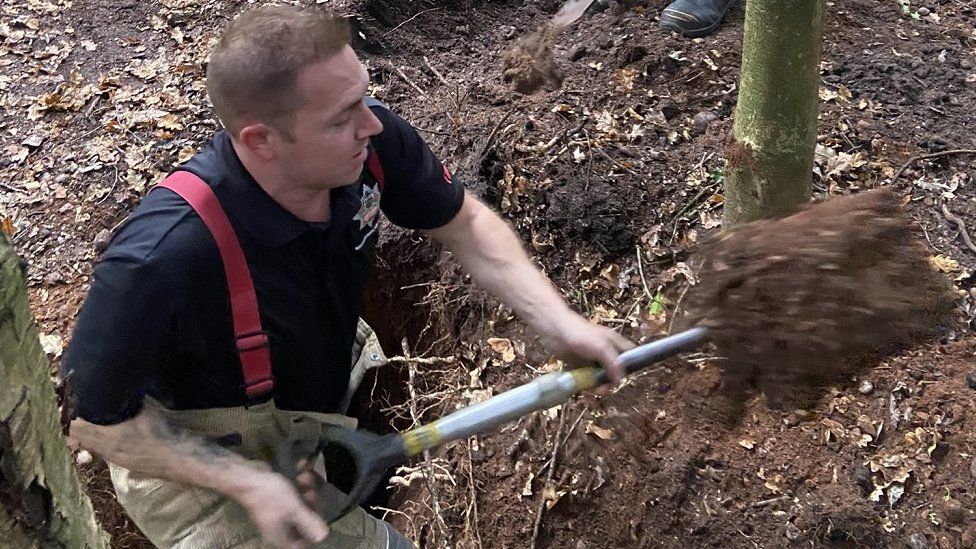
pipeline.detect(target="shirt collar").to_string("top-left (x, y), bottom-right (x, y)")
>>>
top-left (210, 132), bottom-right (314, 248)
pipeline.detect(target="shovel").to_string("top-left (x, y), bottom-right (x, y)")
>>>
top-left (276, 326), bottom-right (708, 524)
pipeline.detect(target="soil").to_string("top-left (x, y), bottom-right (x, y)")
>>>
top-left (503, 25), bottom-right (564, 94)
top-left (2, 0), bottom-right (975, 548)
top-left (681, 189), bottom-right (956, 411)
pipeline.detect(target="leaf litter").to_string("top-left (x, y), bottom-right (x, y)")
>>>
top-left (3, 0), bottom-right (976, 547)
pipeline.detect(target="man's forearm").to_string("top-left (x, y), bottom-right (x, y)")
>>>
top-left (69, 408), bottom-right (270, 502)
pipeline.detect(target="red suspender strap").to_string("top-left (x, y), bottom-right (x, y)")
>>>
top-left (158, 171), bottom-right (274, 398)
top-left (365, 146), bottom-right (385, 191)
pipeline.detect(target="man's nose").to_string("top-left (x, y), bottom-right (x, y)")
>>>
top-left (355, 105), bottom-right (384, 140)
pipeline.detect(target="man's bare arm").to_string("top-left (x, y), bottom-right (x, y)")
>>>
top-left (69, 409), bottom-right (328, 549)
top-left (426, 192), bottom-right (633, 380)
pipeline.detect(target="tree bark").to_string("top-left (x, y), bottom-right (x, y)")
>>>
top-left (723, 0), bottom-right (825, 225)
top-left (0, 236), bottom-right (109, 548)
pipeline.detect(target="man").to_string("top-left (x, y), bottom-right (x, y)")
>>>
top-left (659, 0), bottom-right (736, 37)
top-left (62, 6), bottom-right (632, 549)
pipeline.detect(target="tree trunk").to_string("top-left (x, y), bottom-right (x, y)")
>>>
top-left (723, 0), bottom-right (825, 225)
top-left (0, 236), bottom-right (109, 548)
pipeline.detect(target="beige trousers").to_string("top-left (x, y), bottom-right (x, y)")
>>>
top-left (108, 321), bottom-right (403, 549)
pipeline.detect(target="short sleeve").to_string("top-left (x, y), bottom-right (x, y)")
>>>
top-left (61, 218), bottom-right (181, 425)
top-left (369, 106), bottom-right (465, 230)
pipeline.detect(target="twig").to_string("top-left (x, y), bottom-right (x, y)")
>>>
top-left (533, 409), bottom-right (586, 479)
top-left (466, 440), bottom-right (484, 549)
top-left (685, 356), bottom-right (726, 363)
top-left (668, 181), bottom-right (720, 245)
top-left (891, 149), bottom-right (976, 183)
top-left (403, 339), bottom-right (451, 542)
top-left (667, 282), bottom-right (692, 335)
top-left (940, 201), bottom-right (976, 254)
top-left (0, 182), bottom-right (27, 194)
top-left (530, 408), bottom-right (568, 549)
top-left (670, 181), bottom-right (720, 228)
top-left (595, 146), bottom-right (640, 176)
top-left (386, 62), bottom-right (431, 101)
top-left (422, 56), bottom-right (451, 89)
top-left (414, 126), bottom-right (454, 137)
top-left (382, 7), bottom-right (442, 37)
top-left (385, 355), bottom-right (457, 366)
top-left (750, 494), bottom-right (790, 508)
top-left (516, 119), bottom-right (587, 155)
top-left (478, 109), bottom-right (516, 163)
top-left (635, 245), bottom-right (654, 301)
top-left (108, 214), bottom-right (130, 235)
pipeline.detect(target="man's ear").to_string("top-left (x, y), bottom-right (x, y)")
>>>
top-left (237, 123), bottom-right (277, 160)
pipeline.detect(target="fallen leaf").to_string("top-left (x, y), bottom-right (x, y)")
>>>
top-left (888, 483), bottom-right (905, 507)
top-left (39, 332), bottom-right (64, 358)
top-left (1, 217), bottom-right (16, 237)
top-left (487, 337), bottom-right (516, 362)
top-left (572, 147), bottom-right (585, 163)
top-left (158, 113), bottom-right (184, 131)
top-left (612, 68), bottom-right (638, 91)
top-left (599, 264), bottom-right (620, 286)
top-left (539, 357), bottom-right (564, 373)
top-left (648, 290), bottom-right (666, 315)
top-left (21, 134), bottom-right (44, 148)
top-left (585, 421), bottom-right (615, 440)
top-left (929, 255), bottom-right (960, 273)
top-left (169, 26), bottom-right (184, 44)
top-left (739, 438), bottom-right (756, 450)
top-left (522, 471), bottom-right (535, 497)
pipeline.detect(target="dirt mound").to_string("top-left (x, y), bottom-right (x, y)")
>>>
top-left (682, 190), bottom-right (955, 408)
top-left (502, 25), bottom-right (562, 94)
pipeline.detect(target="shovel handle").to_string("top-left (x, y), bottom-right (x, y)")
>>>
top-left (400, 326), bottom-right (709, 456)
top-left (274, 327), bottom-right (709, 523)
top-left (595, 325), bottom-right (709, 384)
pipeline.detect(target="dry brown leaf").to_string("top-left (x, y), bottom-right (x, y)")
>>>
top-left (487, 337), bottom-right (516, 362)
top-left (612, 68), bottom-right (638, 91)
top-left (158, 113), bottom-right (184, 131)
top-left (1, 217), bottom-right (16, 237)
top-left (585, 421), bottom-right (615, 440)
top-left (929, 254), bottom-right (960, 273)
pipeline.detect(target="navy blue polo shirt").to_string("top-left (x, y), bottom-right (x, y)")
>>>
top-left (62, 103), bottom-right (465, 425)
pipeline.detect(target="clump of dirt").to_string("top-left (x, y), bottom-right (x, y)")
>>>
top-left (545, 178), bottom-right (637, 253)
top-left (682, 189), bottom-right (955, 408)
top-left (796, 484), bottom-right (888, 546)
top-left (502, 25), bottom-right (563, 94)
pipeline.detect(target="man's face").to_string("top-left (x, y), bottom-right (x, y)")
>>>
top-left (276, 46), bottom-right (383, 189)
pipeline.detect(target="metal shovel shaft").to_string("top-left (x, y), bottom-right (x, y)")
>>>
top-left (399, 326), bottom-right (709, 457)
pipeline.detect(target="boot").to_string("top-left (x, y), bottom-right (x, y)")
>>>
top-left (660, 0), bottom-right (736, 38)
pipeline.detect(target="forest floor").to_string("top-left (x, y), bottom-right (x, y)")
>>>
top-left (1, 0), bottom-right (975, 547)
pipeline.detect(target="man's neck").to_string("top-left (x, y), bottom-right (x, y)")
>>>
top-left (233, 141), bottom-right (331, 223)
top-left (262, 185), bottom-right (333, 223)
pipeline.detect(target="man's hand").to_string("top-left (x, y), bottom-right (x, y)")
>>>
top-left (542, 313), bottom-right (634, 384)
top-left (236, 471), bottom-right (329, 549)
top-left (68, 411), bottom-right (330, 549)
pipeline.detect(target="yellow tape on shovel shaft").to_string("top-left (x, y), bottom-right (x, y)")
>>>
top-left (570, 367), bottom-right (601, 391)
top-left (402, 424), bottom-right (442, 457)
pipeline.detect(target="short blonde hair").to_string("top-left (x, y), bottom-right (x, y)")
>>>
top-left (206, 5), bottom-right (350, 136)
